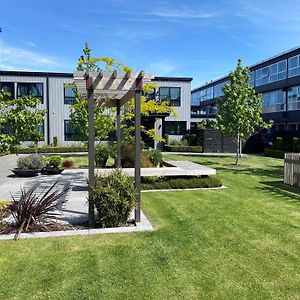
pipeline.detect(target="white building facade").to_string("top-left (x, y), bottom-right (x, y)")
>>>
top-left (0, 71), bottom-right (192, 148)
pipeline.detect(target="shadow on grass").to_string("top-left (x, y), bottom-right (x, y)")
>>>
top-left (259, 180), bottom-right (300, 203)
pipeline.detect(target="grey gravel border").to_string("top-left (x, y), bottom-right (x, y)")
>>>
top-left (0, 211), bottom-right (153, 241)
top-left (141, 185), bottom-right (227, 193)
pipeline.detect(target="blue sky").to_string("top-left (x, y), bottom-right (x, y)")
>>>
top-left (0, 0), bottom-right (300, 88)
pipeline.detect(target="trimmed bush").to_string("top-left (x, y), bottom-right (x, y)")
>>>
top-left (92, 169), bottom-right (136, 228)
top-left (62, 159), bottom-right (74, 169)
top-left (146, 150), bottom-right (163, 167)
top-left (17, 155), bottom-right (46, 170)
top-left (164, 145), bottom-right (203, 153)
top-left (141, 176), bottom-right (222, 190)
top-left (18, 145), bottom-right (87, 154)
top-left (95, 144), bottom-right (111, 168)
top-left (121, 144), bottom-right (153, 168)
top-left (264, 148), bottom-right (285, 159)
top-left (46, 155), bottom-right (62, 168)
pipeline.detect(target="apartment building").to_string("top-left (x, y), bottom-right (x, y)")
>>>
top-left (0, 71), bottom-right (192, 147)
top-left (191, 46), bottom-right (300, 139)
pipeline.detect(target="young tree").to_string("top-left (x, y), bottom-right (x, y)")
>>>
top-left (72, 42), bottom-right (174, 144)
top-left (215, 59), bottom-right (271, 165)
top-left (0, 90), bottom-right (46, 153)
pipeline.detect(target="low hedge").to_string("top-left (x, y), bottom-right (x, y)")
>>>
top-left (164, 145), bottom-right (203, 153)
top-left (17, 146), bottom-right (88, 154)
top-left (141, 176), bottom-right (222, 190)
top-left (264, 148), bottom-right (285, 159)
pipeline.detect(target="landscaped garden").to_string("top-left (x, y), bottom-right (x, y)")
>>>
top-left (1, 154), bottom-right (300, 299)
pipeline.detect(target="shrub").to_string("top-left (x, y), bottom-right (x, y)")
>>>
top-left (52, 136), bottom-right (58, 147)
top-left (0, 199), bottom-right (12, 211)
top-left (46, 155), bottom-right (62, 168)
top-left (141, 176), bottom-right (222, 190)
top-left (18, 145), bottom-right (88, 154)
top-left (121, 143), bottom-right (153, 168)
top-left (95, 144), bottom-right (111, 168)
top-left (264, 148), bottom-right (285, 159)
top-left (146, 150), bottom-right (163, 166)
top-left (62, 159), bottom-right (74, 169)
top-left (11, 182), bottom-right (69, 239)
top-left (17, 154), bottom-right (46, 170)
top-left (168, 139), bottom-right (188, 146)
top-left (164, 145), bottom-right (203, 153)
top-left (92, 169), bottom-right (136, 228)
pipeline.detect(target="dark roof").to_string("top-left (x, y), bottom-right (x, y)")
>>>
top-left (0, 70), bottom-right (73, 78)
top-left (153, 76), bottom-right (193, 82)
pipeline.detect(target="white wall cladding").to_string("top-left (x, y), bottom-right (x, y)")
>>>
top-left (1, 73), bottom-right (192, 146)
top-left (48, 77), bottom-right (74, 145)
top-left (0, 75), bottom-right (48, 145)
top-left (153, 80), bottom-right (191, 129)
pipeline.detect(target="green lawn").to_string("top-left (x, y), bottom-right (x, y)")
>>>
top-left (1, 155), bottom-right (300, 299)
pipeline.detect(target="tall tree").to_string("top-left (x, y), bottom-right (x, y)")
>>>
top-left (0, 89), bottom-right (46, 153)
top-left (215, 59), bottom-right (271, 165)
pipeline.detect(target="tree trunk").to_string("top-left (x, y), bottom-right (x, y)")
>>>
top-left (239, 139), bottom-right (242, 158)
top-left (235, 132), bottom-right (240, 165)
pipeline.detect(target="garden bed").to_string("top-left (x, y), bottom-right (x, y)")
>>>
top-left (141, 176), bottom-right (222, 190)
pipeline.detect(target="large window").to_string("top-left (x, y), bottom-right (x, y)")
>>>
top-left (159, 87), bottom-right (181, 106)
top-left (0, 82), bottom-right (14, 99)
top-left (64, 120), bottom-right (76, 141)
top-left (214, 81), bottom-right (229, 98)
top-left (64, 84), bottom-right (76, 105)
top-left (17, 83), bottom-right (43, 103)
top-left (262, 90), bottom-right (286, 113)
top-left (164, 121), bottom-right (186, 135)
top-left (287, 85), bottom-right (300, 111)
top-left (256, 60), bottom-right (287, 86)
top-left (288, 55), bottom-right (300, 77)
top-left (192, 91), bottom-right (201, 106)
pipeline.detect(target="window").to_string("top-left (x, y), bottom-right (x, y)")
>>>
top-left (0, 123), bottom-right (10, 134)
top-left (287, 85), bottom-right (300, 111)
top-left (64, 84), bottom-right (76, 105)
top-left (213, 81), bottom-right (229, 98)
top-left (164, 121), bottom-right (186, 135)
top-left (249, 72), bottom-right (255, 86)
top-left (256, 60), bottom-right (287, 86)
top-left (191, 91), bottom-right (201, 106)
top-left (17, 83), bottom-right (43, 103)
top-left (262, 90), bottom-right (286, 113)
top-left (159, 87), bottom-right (181, 106)
top-left (288, 55), bottom-right (300, 77)
top-left (64, 120), bottom-right (76, 141)
top-left (287, 123), bottom-right (298, 131)
top-left (0, 82), bottom-right (14, 99)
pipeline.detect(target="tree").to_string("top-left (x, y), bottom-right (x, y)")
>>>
top-left (0, 89), bottom-right (46, 153)
top-left (72, 42), bottom-right (175, 144)
top-left (215, 59), bottom-right (272, 165)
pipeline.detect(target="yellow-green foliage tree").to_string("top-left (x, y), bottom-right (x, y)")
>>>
top-left (71, 42), bottom-right (175, 144)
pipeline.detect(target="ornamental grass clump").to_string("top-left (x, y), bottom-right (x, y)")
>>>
top-left (92, 169), bottom-right (136, 228)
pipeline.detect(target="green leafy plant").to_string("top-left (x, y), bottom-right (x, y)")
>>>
top-left (52, 136), bottom-right (58, 147)
top-left (215, 59), bottom-right (272, 165)
top-left (92, 169), bottom-right (136, 228)
top-left (0, 199), bottom-right (12, 211)
top-left (95, 144), bottom-right (111, 168)
top-left (17, 155), bottom-right (46, 170)
top-left (46, 155), bottom-right (62, 169)
top-left (146, 150), bottom-right (163, 167)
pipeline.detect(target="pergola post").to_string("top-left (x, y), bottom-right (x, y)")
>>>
top-left (87, 76), bottom-right (95, 227)
top-left (134, 90), bottom-right (141, 222)
top-left (116, 99), bottom-right (121, 168)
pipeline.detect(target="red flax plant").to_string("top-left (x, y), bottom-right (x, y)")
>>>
top-left (11, 182), bottom-right (69, 240)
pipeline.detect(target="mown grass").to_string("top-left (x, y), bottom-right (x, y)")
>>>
top-left (1, 155), bottom-right (300, 299)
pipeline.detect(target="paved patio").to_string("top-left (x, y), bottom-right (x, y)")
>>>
top-left (0, 156), bottom-right (216, 225)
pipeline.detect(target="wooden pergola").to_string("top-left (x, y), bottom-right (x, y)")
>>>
top-left (74, 70), bottom-right (154, 226)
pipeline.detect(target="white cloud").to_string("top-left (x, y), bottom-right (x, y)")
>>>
top-left (22, 40), bottom-right (37, 48)
top-left (146, 61), bottom-right (178, 76)
top-left (145, 9), bottom-right (219, 19)
top-left (0, 41), bottom-right (59, 71)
